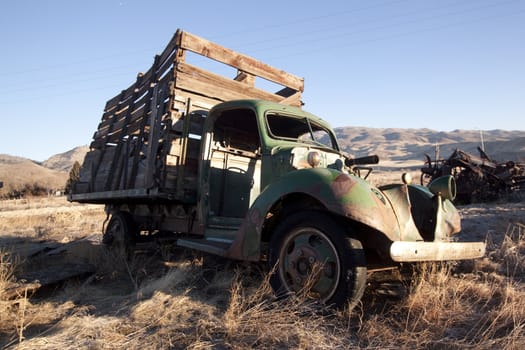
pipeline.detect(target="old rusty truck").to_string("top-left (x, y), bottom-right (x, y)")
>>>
top-left (70, 29), bottom-right (486, 308)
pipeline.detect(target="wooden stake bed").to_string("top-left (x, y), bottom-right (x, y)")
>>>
top-left (71, 29), bottom-right (304, 204)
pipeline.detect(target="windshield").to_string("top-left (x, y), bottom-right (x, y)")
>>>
top-left (266, 114), bottom-right (338, 151)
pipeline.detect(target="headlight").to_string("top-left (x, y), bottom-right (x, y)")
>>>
top-left (428, 175), bottom-right (457, 201)
top-left (402, 173), bottom-right (412, 184)
top-left (307, 151), bottom-right (321, 168)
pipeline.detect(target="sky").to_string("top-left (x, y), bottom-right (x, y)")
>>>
top-left (1, 0), bottom-right (524, 161)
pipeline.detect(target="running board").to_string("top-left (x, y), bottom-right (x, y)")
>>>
top-left (176, 238), bottom-right (233, 257)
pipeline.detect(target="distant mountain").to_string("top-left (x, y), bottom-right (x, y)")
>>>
top-left (335, 128), bottom-right (525, 167)
top-left (42, 146), bottom-right (89, 171)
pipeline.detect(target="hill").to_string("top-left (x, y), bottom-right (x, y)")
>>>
top-left (41, 145), bottom-right (89, 171)
top-left (335, 128), bottom-right (525, 168)
top-left (0, 155), bottom-right (68, 197)
top-left (0, 146), bottom-right (88, 197)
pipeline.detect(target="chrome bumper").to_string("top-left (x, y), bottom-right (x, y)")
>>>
top-left (390, 241), bottom-right (486, 262)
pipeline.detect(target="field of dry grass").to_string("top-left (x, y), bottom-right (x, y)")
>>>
top-left (1, 196), bottom-right (524, 349)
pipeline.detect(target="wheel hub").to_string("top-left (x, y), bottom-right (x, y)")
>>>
top-left (280, 228), bottom-right (340, 301)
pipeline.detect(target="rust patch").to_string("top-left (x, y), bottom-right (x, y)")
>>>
top-left (331, 174), bottom-right (357, 198)
top-left (227, 208), bottom-right (263, 260)
top-left (344, 188), bottom-right (401, 241)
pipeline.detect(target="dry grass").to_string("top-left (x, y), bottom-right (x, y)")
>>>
top-left (0, 249), bottom-right (18, 336)
top-left (1, 197), bottom-right (524, 349)
top-left (356, 221), bottom-right (525, 349)
top-left (0, 196), bottom-right (105, 240)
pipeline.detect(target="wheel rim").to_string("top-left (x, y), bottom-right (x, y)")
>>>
top-left (107, 216), bottom-right (125, 244)
top-left (105, 215), bottom-right (129, 257)
top-left (278, 227), bottom-right (341, 302)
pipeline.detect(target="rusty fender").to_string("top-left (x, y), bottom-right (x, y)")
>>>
top-left (226, 168), bottom-right (402, 260)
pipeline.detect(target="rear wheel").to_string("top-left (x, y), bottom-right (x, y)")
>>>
top-left (268, 211), bottom-right (367, 309)
top-left (103, 211), bottom-right (138, 258)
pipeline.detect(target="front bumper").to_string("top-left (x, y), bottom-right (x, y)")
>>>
top-left (390, 241), bottom-right (486, 262)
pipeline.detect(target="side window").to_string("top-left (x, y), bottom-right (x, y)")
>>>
top-left (213, 109), bottom-right (260, 154)
top-left (266, 114), bottom-right (337, 151)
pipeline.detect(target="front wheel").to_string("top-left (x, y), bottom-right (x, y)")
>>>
top-left (268, 211), bottom-right (367, 309)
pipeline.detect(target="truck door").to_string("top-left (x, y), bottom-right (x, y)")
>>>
top-left (206, 108), bottom-right (262, 227)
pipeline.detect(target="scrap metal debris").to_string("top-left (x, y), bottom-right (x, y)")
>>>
top-left (421, 147), bottom-right (525, 204)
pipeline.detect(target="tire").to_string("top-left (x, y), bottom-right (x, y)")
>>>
top-left (103, 211), bottom-right (138, 258)
top-left (268, 211), bottom-right (367, 309)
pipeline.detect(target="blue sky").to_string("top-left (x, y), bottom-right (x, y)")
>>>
top-left (1, 0), bottom-right (524, 161)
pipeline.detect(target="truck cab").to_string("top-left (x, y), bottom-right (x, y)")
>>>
top-left (172, 99), bottom-right (486, 307)
top-left (198, 100), bottom-right (339, 229)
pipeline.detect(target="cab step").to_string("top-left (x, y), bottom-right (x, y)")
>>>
top-left (176, 237), bottom-right (233, 257)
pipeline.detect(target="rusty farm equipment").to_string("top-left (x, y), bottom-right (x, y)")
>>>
top-left (421, 146), bottom-right (525, 204)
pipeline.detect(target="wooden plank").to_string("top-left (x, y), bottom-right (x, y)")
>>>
top-left (44, 234), bottom-right (101, 256)
top-left (94, 90), bottom-right (125, 140)
top-left (98, 105), bottom-right (130, 132)
top-left (186, 137), bottom-right (201, 159)
top-left (171, 112), bottom-right (206, 135)
top-left (80, 151), bottom-right (99, 191)
top-left (136, 68), bottom-right (155, 90)
top-left (101, 102), bottom-right (119, 120)
top-left (175, 63), bottom-right (296, 105)
top-left (123, 55), bottom-right (161, 189)
top-left (93, 147), bottom-right (116, 191)
top-left (128, 103), bottom-right (148, 126)
top-left (90, 106), bottom-right (148, 149)
top-left (144, 84), bottom-right (163, 188)
top-left (156, 32), bottom-right (180, 71)
top-left (100, 86), bottom-right (155, 142)
top-left (105, 86), bottom-right (134, 112)
top-left (105, 69), bottom-right (151, 190)
top-left (3, 282), bottom-right (41, 300)
top-left (9, 241), bottom-right (62, 259)
top-left (277, 91), bottom-right (303, 107)
top-left (174, 98), bottom-right (192, 197)
top-left (105, 92), bottom-right (123, 111)
top-left (97, 107), bottom-right (132, 140)
top-left (178, 30), bottom-right (304, 93)
top-left (172, 89), bottom-right (219, 112)
top-left (129, 91), bottom-right (151, 115)
top-left (156, 50), bottom-right (178, 80)
top-left (70, 188), bottom-right (157, 203)
top-left (17, 262), bottom-right (95, 288)
top-left (104, 70), bottom-right (152, 115)
top-left (109, 108), bottom-right (144, 136)
top-left (126, 114), bottom-right (149, 136)
top-left (119, 78), bottom-right (142, 104)
top-left (234, 70), bottom-right (255, 86)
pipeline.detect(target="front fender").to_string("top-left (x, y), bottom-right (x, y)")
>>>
top-left (227, 168), bottom-right (401, 260)
top-left (407, 184), bottom-right (462, 239)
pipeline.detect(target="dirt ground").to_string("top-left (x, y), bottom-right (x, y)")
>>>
top-left (1, 196), bottom-right (524, 349)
